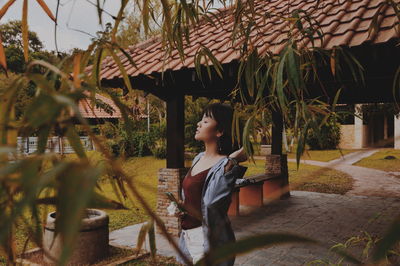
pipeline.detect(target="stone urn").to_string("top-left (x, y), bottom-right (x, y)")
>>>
top-left (43, 209), bottom-right (109, 265)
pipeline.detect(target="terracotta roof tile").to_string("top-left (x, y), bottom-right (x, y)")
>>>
top-left (78, 93), bottom-right (122, 119)
top-left (99, 0), bottom-right (399, 81)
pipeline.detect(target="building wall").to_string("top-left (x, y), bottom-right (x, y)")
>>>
top-left (339, 124), bottom-right (370, 150)
top-left (339, 125), bottom-right (356, 149)
top-left (395, 114), bottom-right (400, 149)
top-left (362, 125), bottom-right (369, 147)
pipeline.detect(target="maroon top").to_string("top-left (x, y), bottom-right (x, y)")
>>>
top-left (181, 167), bottom-right (211, 230)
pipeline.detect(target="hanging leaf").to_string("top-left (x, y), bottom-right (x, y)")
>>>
top-left (111, 0), bottom-right (129, 43)
top-left (35, 0), bottom-right (56, 21)
top-left (198, 233), bottom-right (318, 265)
top-left (372, 214), bottom-right (400, 262)
top-left (108, 48), bottom-right (133, 92)
top-left (136, 222), bottom-right (150, 255)
top-left (65, 124), bottom-right (86, 158)
top-left (148, 219), bottom-right (156, 258)
top-left (0, 0), bottom-right (16, 20)
top-left (96, 0), bottom-right (103, 25)
top-left (22, 0), bottom-right (29, 62)
top-left (73, 53), bottom-right (82, 89)
top-left (0, 34), bottom-right (7, 73)
top-left (330, 47), bottom-right (336, 77)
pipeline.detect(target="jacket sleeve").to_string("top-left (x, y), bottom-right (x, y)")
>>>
top-left (203, 161), bottom-right (242, 209)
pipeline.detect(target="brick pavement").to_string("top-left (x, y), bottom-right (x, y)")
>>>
top-left (110, 191), bottom-right (400, 265)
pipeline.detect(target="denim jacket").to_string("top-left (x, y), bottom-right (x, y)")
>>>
top-left (176, 151), bottom-right (242, 266)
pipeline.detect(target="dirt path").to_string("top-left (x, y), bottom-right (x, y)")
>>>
top-left (286, 149), bottom-right (400, 198)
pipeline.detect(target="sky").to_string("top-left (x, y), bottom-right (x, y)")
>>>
top-left (1, 0), bottom-right (133, 52)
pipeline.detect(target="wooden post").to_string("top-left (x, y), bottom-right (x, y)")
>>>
top-left (270, 107), bottom-right (290, 199)
top-left (166, 93), bottom-right (185, 168)
top-left (271, 108), bottom-right (283, 155)
top-left (156, 93), bottom-right (186, 236)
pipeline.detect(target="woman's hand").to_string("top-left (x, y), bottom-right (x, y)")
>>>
top-left (174, 210), bottom-right (186, 218)
top-left (173, 200), bottom-right (186, 218)
top-left (229, 147), bottom-right (248, 163)
top-left (224, 147), bottom-right (248, 173)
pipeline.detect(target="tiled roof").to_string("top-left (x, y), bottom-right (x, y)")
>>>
top-left (98, 0), bottom-right (399, 81)
top-left (78, 93), bottom-right (122, 119)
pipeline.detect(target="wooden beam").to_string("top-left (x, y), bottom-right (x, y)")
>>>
top-left (271, 107), bottom-right (283, 155)
top-left (166, 93), bottom-right (185, 168)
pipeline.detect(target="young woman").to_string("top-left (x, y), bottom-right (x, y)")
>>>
top-left (173, 102), bottom-right (247, 265)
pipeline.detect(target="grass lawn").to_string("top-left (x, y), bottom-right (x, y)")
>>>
top-left (9, 152), bottom-right (352, 262)
top-left (353, 148), bottom-right (400, 172)
top-left (243, 159), bottom-right (353, 194)
top-left (286, 149), bottom-right (360, 162)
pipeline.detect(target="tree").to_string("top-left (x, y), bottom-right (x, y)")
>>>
top-left (0, 20), bottom-right (58, 73)
top-left (116, 3), bottom-right (161, 48)
top-left (0, 20), bottom-right (43, 52)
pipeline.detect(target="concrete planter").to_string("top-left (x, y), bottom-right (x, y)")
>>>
top-left (260, 144), bottom-right (271, 156)
top-left (43, 209), bottom-right (109, 265)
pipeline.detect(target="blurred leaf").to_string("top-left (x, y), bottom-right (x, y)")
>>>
top-left (108, 48), bottom-right (133, 92)
top-left (89, 191), bottom-right (128, 209)
top-left (37, 192), bottom-right (128, 210)
top-left (96, 0), bottom-right (103, 24)
top-left (25, 94), bottom-right (61, 128)
top-left (330, 48), bottom-right (336, 77)
top-left (111, 0), bottom-right (128, 43)
top-left (142, 0), bottom-right (150, 35)
top-left (35, 0), bottom-right (56, 21)
top-left (372, 214), bottom-right (400, 262)
top-left (148, 219), bottom-right (156, 258)
top-left (0, 0), bottom-right (16, 20)
top-left (55, 162), bottom-right (103, 265)
top-left (136, 221), bottom-right (150, 255)
top-left (0, 34), bottom-right (7, 73)
top-left (73, 53), bottom-right (82, 89)
top-left (198, 233), bottom-right (317, 265)
top-left (22, 0), bottom-right (29, 62)
top-left (65, 124), bottom-right (87, 158)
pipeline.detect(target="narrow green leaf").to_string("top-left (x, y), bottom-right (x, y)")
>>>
top-left (65, 125), bottom-right (87, 158)
top-left (108, 48), bottom-right (133, 92)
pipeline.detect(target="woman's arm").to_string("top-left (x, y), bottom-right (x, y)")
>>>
top-left (224, 147), bottom-right (248, 173)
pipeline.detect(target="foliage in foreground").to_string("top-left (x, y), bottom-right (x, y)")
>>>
top-left (0, 0), bottom-right (399, 265)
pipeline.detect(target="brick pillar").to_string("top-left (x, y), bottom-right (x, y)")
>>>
top-left (156, 167), bottom-right (189, 237)
top-left (264, 154), bottom-right (290, 199)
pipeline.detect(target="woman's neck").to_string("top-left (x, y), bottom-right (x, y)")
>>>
top-left (203, 141), bottom-right (221, 158)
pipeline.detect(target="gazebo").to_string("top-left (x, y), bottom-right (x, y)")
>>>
top-left (96, 0), bottom-right (399, 236)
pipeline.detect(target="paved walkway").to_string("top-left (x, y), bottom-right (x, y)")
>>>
top-left (285, 149), bottom-right (400, 198)
top-left (110, 191), bottom-right (400, 265)
top-left (109, 149), bottom-right (400, 265)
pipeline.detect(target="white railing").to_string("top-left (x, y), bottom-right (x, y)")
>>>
top-left (17, 136), bottom-right (95, 154)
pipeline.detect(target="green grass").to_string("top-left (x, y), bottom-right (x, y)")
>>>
top-left (353, 148), bottom-right (400, 172)
top-left (243, 159), bottom-right (353, 194)
top-left (10, 153), bottom-right (352, 261)
top-left (286, 149), bottom-right (360, 162)
top-left (12, 153), bottom-right (193, 254)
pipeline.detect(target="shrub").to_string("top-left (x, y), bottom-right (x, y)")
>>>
top-left (151, 139), bottom-right (167, 159)
top-left (306, 117), bottom-right (341, 150)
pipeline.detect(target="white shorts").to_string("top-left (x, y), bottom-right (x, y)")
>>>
top-left (182, 226), bottom-right (205, 264)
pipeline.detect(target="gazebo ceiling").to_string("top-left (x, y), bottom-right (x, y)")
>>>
top-left (97, 0), bottom-right (399, 81)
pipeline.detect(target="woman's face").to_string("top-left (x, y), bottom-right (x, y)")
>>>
top-left (195, 113), bottom-right (222, 142)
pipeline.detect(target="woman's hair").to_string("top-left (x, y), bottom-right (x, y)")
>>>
top-left (202, 102), bottom-right (239, 155)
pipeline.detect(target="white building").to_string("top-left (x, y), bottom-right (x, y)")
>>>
top-left (338, 104), bottom-right (400, 149)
